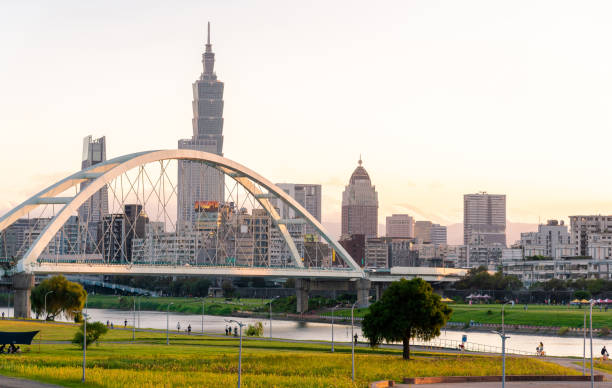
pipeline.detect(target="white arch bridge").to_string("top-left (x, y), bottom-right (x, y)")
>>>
top-left (0, 150), bottom-right (464, 317)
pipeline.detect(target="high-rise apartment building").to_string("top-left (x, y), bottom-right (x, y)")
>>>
top-left (520, 219), bottom-right (571, 258)
top-left (569, 215), bottom-right (612, 259)
top-left (78, 136), bottom-right (108, 249)
top-left (463, 192), bottom-right (506, 246)
top-left (341, 158), bottom-right (378, 238)
top-left (178, 22), bottom-right (225, 229)
top-left (386, 214), bottom-right (414, 238)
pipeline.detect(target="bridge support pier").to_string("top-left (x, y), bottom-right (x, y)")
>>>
top-left (374, 283), bottom-right (384, 301)
top-left (356, 279), bottom-right (371, 308)
top-left (295, 279), bottom-right (309, 313)
top-left (13, 273), bottom-right (34, 319)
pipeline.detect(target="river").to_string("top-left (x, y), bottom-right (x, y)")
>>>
top-left (5, 307), bottom-right (608, 357)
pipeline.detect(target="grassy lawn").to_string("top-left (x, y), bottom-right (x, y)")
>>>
top-left (0, 321), bottom-right (579, 387)
top-left (87, 295), bottom-right (271, 315)
top-left (329, 304), bottom-right (612, 329)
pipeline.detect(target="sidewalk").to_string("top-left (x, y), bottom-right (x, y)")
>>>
top-left (395, 382), bottom-right (612, 388)
top-left (0, 375), bottom-right (62, 388)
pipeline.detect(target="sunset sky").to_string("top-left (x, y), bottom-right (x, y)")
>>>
top-left (2, 1), bottom-right (612, 243)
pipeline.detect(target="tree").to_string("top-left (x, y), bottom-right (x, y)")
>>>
top-left (454, 266), bottom-right (522, 291)
top-left (72, 321), bottom-right (108, 348)
top-left (245, 322), bottom-right (264, 337)
top-left (221, 280), bottom-right (235, 298)
top-left (362, 278), bottom-right (452, 360)
top-left (31, 275), bottom-right (87, 320)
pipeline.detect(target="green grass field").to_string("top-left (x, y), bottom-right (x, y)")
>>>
top-left (330, 304), bottom-right (612, 329)
top-left (0, 320), bottom-right (579, 387)
top-left (87, 295), bottom-right (271, 316)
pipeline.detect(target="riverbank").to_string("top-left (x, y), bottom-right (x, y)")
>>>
top-left (0, 320), bottom-right (580, 388)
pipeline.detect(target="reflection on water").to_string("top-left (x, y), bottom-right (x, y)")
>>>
top-left (8, 307), bottom-right (606, 357)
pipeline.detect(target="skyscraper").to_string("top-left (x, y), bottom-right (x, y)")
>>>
top-left (178, 22), bottom-right (225, 229)
top-left (341, 158), bottom-right (378, 238)
top-left (463, 192), bottom-right (506, 246)
top-left (78, 135), bottom-right (108, 250)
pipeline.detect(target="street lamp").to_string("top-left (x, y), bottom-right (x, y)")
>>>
top-left (43, 291), bottom-right (54, 321)
top-left (269, 296), bottom-right (279, 339)
top-left (583, 308), bottom-right (586, 376)
top-left (226, 319), bottom-right (245, 388)
top-left (590, 299), bottom-right (595, 388)
top-left (132, 296), bottom-right (136, 342)
top-left (81, 311), bottom-right (88, 382)
top-left (492, 300), bottom-right (514, 388)
top-left (331, 304), bottom-right (341, 353)
top-left (351, 300), bottom-right (358, 381)
top-left (201, 297), bottom-right (206, 333)
top-left (166, 302), bottom-right (174, 345)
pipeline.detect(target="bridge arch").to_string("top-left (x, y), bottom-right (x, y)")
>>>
top-left (0, 149), bottom-right (363, 276)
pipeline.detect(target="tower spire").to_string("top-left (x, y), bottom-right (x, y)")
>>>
top-left (202, 21), bottom-right (215, 77)
top-left (358, 154), bottom-right (362, 166)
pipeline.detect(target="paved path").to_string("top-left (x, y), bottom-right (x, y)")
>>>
top-left (0, 375), bottom-right (62, 388)
top-left (395, 382), bottom-right (612, 388)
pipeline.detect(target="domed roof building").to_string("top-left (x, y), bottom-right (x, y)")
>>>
top-left (341, 157), bottom-right (378, 239)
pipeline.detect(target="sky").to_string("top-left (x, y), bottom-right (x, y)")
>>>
top-left (2, 1), bottom-right (612, 243)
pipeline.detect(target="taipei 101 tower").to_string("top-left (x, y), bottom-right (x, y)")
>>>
top-left (177, 22), bottom-right (225, 229)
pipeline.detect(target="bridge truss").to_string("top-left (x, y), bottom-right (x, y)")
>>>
top-left (0, 150), bottom-right (364, 279)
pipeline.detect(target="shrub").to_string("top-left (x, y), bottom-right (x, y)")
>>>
top-left (557, 327), bottom-right (569, 336)
top-left (600, 327), bottom-right (610, 337)
top-left (72, 321), bottom-right (108, 348)
top-left (486, 310), bottom-right (493, 315)
top-left (246, 322), bottom-right (263, 337)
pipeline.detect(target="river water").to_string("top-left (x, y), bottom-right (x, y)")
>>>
top-left (5, 307), bottom-right (608, 358)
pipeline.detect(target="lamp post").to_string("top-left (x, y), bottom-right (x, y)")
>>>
top-left (201, 298), bottom-right (205, 333)
top-left (590, 300), bottom-right (595, 388)
top-left (226, 319), bottom-right (245, 388)
top-left (132, 297), bottom-right (136, 342)
top-left (492, 300), bottom-right (514, 388)
top-left (331, 305), bottom-right (340, 353)
top-left (166, 302), bottom-right (174, 345)
top-left (583, 308), bottom-right (586, 376)
top-left (43, 291), bottom-right (54, 321)
top-left (351, 300), bottom-right (358, 381)
top-left (269, 296), bottom-right (279, 339)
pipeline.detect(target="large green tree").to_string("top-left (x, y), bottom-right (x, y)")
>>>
top-left (31, 275), bottom-right (87, 320)
top-left (362, 278), bottom-right (452, 360)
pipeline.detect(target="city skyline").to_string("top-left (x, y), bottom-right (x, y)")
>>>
top-left (3, 1), bottom-right (612, 240)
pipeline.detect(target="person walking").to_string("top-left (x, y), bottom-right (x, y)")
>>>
top-left (177, 322), bottom-right (181, 332)
top-left (354, 334), bottom-right (358, 345)
top-left (124, 320), bottom-right (127, 328)
top-left (602, 346), bottom-right (609, 361)
top-left (187, 324), bottom-right (191, 335)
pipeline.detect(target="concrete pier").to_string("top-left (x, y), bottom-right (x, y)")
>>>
top-left (13, 273), bottom-right (34, 318)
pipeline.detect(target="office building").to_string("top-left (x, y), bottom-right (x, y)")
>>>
top-left (414, 221), bottom-right (432, 243)
top-left (463, 192), bottom-right (506, 246)
top-left (178, 22), bottom-right (225, 229)
top-left (430, 224), bottom-right (447, 245)
top-left (339, 234), bottom-right (366, 267)
top-left (78, 135), bottom-right (108, 251)
top-left (365, 237), bottom-right (389, 268)
top-left (341, 158), bottom-right (378, 238)
top-left (272, 183), bottom-right (322, 235)
top-left (386, 214), bottom-right (414, 238)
